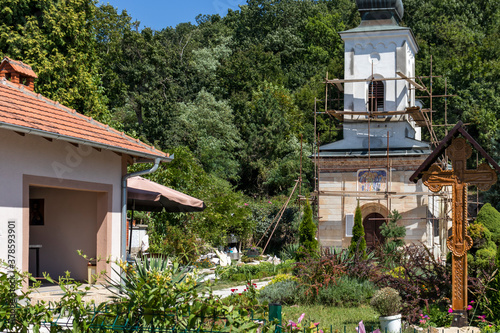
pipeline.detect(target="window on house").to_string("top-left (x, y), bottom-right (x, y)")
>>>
top-left (345, 213), bottom-right (354, 237)
top-left (368, 81), bottom-right (384, 112)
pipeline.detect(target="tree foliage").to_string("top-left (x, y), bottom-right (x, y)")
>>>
top-left (0, 0), bottom-right (110, 121)
top-left (4, 0), bottom-right (500, 249)
top-left (298, 200), bottom-right (318, 257)
top-left (380, 210), bottom-right (406, 247)
top-left (349, 204), bottom-right (366, 256)
top-left (476, 203), bottom-right (500, 245)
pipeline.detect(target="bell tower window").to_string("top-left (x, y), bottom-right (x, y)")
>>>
top-left (368, 81), bottom-right (384, 112)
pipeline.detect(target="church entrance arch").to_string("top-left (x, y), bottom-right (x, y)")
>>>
top-left (360, 203), bottom-right (387, 248)
top-left (363, 213), bottom-right (385, 248)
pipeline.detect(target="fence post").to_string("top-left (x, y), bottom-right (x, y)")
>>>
top-left (269, 303), bottom-right (282, 333)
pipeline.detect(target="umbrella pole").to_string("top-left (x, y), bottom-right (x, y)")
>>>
top-left (128, 201), bottom-right (135, 258)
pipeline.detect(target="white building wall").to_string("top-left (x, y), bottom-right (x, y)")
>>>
top-left (0, 129), bottom-right (123, 276)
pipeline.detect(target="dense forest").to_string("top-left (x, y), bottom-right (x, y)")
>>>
top-left (1, 0), bottom-right (499, 252)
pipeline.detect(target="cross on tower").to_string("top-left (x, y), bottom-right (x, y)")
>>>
top-left (410, 122), bottom-right (500, 327)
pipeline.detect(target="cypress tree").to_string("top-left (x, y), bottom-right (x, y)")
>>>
top-left (299, 200), bottom-right (319, 256)
top-left (349, 204), bottom-right (366, 256)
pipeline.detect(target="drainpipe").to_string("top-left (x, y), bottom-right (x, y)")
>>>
top-left (121, 157), bottom-right (161, 261)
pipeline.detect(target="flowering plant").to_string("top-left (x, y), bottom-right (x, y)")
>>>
top-left (370, 287), bottom-right (401, 316)
top-left (420, 303), bottom-right (453, 328)
top-left (287, 313), bottom-right (323, 332)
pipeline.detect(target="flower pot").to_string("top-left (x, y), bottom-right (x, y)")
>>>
top-left (246, 249), bottom-right (259, 257)
top-left (379, 314), bottom-right (401, 333)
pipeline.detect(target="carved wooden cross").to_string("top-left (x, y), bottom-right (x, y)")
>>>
top-left (422, 137), bottom-right (497, 313)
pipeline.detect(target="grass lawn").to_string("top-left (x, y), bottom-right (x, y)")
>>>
top-left (281, 305), bottom-right (379, 332)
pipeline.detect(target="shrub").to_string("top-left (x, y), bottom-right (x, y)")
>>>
top-left (349, 204), bottom-right (366, 257)
top-left (279, 243), bottom-right (300, 261)
top-left (258, 279), bottom-right (300, 305)
top-left (317, 276), bottom-right (376, 307)
top-left (421, 303), bottom-right (453, 328)
top-left (476, 203), bottom-right (500, 245)
top-left (294, 253), bottom-right (345, 299)
top-left (370, 287), bottom-right (401, 316)
top-left (215, 260), bottom-right (294, 282)
top-left (468, 222), bottom-right (497, 272)
top-left (376, 245), bottom-right (451, 323)
top-left (162, 225), bottom-right (204, 264)
top-left (268, 273), bottom-right (298, 285)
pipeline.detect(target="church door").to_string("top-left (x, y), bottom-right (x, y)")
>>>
top-left (363, 213), bottom-right (385, 248)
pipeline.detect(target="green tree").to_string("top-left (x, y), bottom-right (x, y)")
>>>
top-left (0, 0), bottom-right (110, 122)
top-left (349, 204), bottom-right (366, 256)
top-left (298, 200), bottom-right (318, 256)
top-left (380, 210), bottom-right (406, 247)
top-left (239, 82), bottom-right (306, 195)
top-left (174, 90), bottom-right (241, 181)
top-left (145, 146), bottom-right (253, 247)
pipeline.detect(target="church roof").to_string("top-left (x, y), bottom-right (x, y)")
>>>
top-left (409, 121), bottom-right (500, 183)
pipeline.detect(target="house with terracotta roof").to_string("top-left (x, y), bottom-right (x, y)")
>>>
top-left (0, 57), bottom-right (171, 281)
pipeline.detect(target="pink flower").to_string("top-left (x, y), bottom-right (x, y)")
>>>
top-left (244, 203), bottom-right (248, 206)
top-left (467, 305), bottom-right (473, 311)
top-left (268, 201), bottom-right (272, 204)
top-left (356, 321), bottom-right (366, 333)
top-left (298, 313), bottom-right (305, 324)
top-left (448, 308), bottom-right (453, 314)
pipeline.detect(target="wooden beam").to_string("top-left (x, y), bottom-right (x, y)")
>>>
top-left (396, 71), bottom-right (425, 91)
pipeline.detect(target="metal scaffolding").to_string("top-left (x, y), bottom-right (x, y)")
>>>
top-left (310, 57), bottom-right (481, 255)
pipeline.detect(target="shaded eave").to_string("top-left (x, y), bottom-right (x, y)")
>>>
top-left (318, 148), bottom-right (431, 158)
top-left (0, 121), bottom-right (172, 163)
top-left (409, 121), bottom-right (500, 183)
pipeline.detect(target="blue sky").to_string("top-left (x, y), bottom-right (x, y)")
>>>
top-left (99, 0), bottom-right (247, 30)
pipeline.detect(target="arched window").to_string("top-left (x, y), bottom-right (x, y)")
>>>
top-left (368, 80), bottom-right (384, 112)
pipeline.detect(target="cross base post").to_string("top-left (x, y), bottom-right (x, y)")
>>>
top-left (452, 310), bottom-right (467, 327)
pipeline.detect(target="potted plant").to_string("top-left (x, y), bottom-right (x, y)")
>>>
top-left (370, 287), bottom-right (402, 333)
top-left (246, 245), bottom-right (261, 257)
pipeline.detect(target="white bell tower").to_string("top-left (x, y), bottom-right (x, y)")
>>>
top-left (321, 0), bottom-right (427, 152)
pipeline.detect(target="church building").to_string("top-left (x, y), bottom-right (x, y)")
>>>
top-left (316, 0), bottom-right (448, 256)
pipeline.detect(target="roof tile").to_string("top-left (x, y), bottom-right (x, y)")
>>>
top-left (0, 79), bottom-right (168, 161)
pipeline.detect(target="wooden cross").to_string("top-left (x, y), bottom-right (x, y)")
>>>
top-left (422, 137), bottom-right (497, 314)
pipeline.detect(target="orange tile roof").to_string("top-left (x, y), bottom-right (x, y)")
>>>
top-left (0, 57), bottom-right (37, 78)
top-left (0, 79), bottom-right (170, 162)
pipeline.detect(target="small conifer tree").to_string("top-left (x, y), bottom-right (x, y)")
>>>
top-left (299, 200), bottom-right (319, 256)
top-left (349, 204), bottom-right (366, 256)
top-left (380, 209), bottom-right (406, 247)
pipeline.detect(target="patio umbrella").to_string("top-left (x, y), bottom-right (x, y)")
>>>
top-left (127, 176), bottom-right (205, 212)
top-left (126, 176), bottom-right (205, 254)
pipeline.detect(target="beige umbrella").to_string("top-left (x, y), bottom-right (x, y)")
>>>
top-left (127, 176), bottom-right (205, 212)
top-left (126, 176), bottom-right (205, 254)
